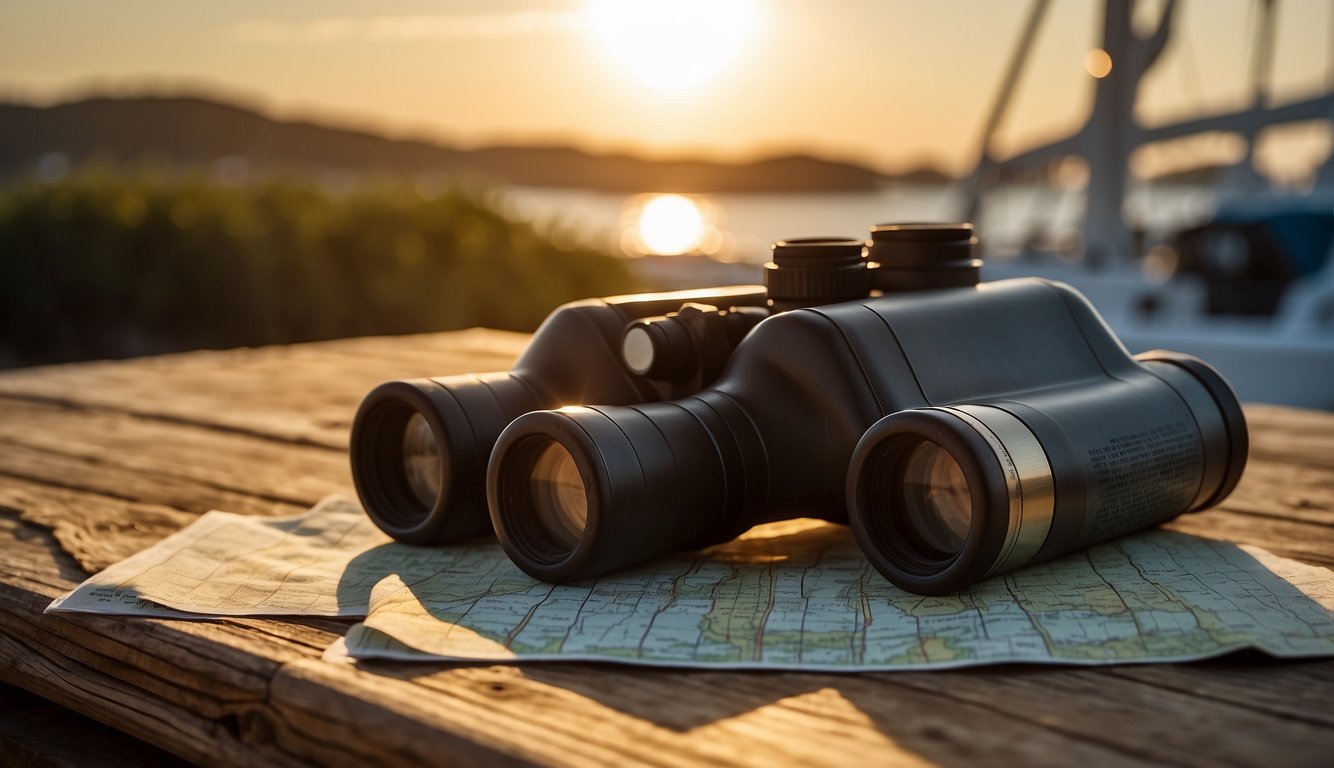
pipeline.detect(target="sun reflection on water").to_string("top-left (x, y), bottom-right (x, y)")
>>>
top-left (621, 193), bottom-right (728, 257)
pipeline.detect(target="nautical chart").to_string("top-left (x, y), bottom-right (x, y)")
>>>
top-left (50, 496), bottom-right (1334, 671)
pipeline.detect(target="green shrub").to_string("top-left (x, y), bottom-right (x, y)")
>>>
top-left (0, 172), bottom-right (637, 367)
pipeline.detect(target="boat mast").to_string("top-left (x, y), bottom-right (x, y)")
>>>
top-left (1082, 0), bottom-right (1175, 265)
top-left (1219, 0), bottom-right (1279, 197)
top-left (966, 0), bottom-right (1176, 264)
top-left (963, 0), bottom-right (1051, 224)
top-left (966, 0), bottom-right (1334, 263)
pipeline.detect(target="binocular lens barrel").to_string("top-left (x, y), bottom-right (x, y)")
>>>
top-left (490, 399), bottom-right (749, 582)
top-left (351, 391), bottom-right (453, 540)
top-left (351, 374), bottom-right (543, 544)
top-left (849, 352), bottom-right (1247, 595)
top-left (849, 405), bottom-right (1056, 595)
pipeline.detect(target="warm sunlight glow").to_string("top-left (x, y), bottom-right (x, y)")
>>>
top-left (1085, 48), bottom-right (1113, 79)
top-left (585, 0), bottom-right (760, 90)
top-left (636, 194), bottom-right (706, 255)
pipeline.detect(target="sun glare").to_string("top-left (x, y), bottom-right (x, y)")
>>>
top-left (585, 0), bottom-right (760, 90)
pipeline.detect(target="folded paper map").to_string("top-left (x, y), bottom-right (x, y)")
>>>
top-left (49, 496), bottom-right (1334, 671)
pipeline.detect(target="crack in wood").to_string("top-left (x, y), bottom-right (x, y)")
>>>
top-left (878, 674), bottom-right (1201, 768)
top-left (0, 393), bottom-right (345, 453)
top-left (0, 436), bottom-right (323, 510)
top-left (1218, 505), bottom-right (1334, 531)
top-left (0, 503), bottom-right (92, 579)
top-left (1103, 666), bottom-right (1334, 728)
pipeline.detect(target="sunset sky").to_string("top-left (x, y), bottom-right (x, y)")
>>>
top-left (2, 0), bottom-right (1332, 176)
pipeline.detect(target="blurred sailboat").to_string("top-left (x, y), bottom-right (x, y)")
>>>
top-left (966, 0), bottom-right (1334, 409)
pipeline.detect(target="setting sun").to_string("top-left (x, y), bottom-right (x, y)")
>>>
top-left (584, 0), bottom-right (760, 90)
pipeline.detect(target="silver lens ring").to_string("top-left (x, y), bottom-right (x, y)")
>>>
top-left (934, 405), bottom-right (1054, 576)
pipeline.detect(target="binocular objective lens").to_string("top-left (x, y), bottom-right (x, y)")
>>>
top-left (528, 441), bottom-right (590, 552)
top-left (402, 412), bottom-right (444, 508)
top-left (851, 406), bottom-right (1055, 593)
top-left (900, 441), bottom-right (972, 556)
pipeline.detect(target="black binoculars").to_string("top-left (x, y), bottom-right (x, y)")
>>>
top-left (351, 223), bottom-right (1247, 595)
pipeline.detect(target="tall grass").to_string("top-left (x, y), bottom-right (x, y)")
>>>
top-left (0, 172), bottom-right (638, 367)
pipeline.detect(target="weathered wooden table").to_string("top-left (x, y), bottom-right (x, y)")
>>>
top-left (1, 330), bottom-right (1331, 767)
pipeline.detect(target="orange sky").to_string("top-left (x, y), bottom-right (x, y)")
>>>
top-left (2, 1), bottom-right (1331, 178)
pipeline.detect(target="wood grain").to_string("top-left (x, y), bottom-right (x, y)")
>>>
top-left (0, 329), bottom-right (529, 449)
top-left (1, 331), bottom-right (1331, 767)
top-left (0, 684), bottom-right (188, 768)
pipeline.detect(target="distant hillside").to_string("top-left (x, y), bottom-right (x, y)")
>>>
top-left (0, 95), bottom-right (951, 192)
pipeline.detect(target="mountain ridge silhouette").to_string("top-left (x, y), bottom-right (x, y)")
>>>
top-left (0, 94), bottom-right (953, 191)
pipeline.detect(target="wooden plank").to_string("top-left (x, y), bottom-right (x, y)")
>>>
top-left (1216, 459), bottom-right (1334, 526)
top-left (14, 479), bottom-right (1326, 767)
top-left (0, 330), bottom-right (1324, 460)
top-left (1166, 510), bottom-right (1334, 568)
top-left (1243, 404), bottom-right (1334, 469)
top-left (0, 478), bottom-right (201, 573)
top-left (269, 660), bottom-right (1171, 768)
top-left (0, 330), bottom-right (529, 449)
top-left (1107, 660), bottom-right (1334, 728)
top-left (876, 665), bottom-right (1334, 768)
top-left (0, 442), bottom-right (305, 536)
top-left (0, 684), bottom-right (189, 768)
top-left (0, 330), bottom-right (1332, 768)
top-left (3, 515), bottom-right (1328, 768)
top-left (0, 396), bottom-right (348, 506)
top-left (0, 385), bottom-right (1328, 577)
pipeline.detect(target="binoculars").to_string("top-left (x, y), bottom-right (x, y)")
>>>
top-left (351, 223), bottom-right (1248, 595)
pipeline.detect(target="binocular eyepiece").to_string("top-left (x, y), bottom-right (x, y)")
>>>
top-left (762, 223), bottom-right (983, 309)
top-left (350, 222), bottom-right (1247, 595)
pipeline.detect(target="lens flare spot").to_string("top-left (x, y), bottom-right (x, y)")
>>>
top-left (1085, 48), bottom-right (1113, 79)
